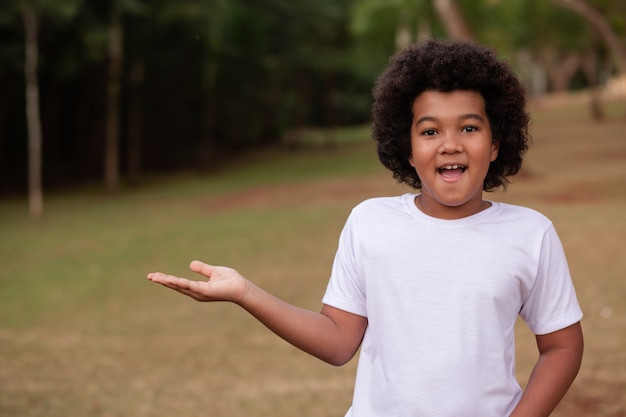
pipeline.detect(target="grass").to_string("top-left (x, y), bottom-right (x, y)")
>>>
top-left (1, 96), bottom-right (625, 416)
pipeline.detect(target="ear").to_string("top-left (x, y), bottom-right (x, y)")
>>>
top-left (490, 140), bottom-right (499, 162)
top-left (408, 154), bottom-right (415, 167)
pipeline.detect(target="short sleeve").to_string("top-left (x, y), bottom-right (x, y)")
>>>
top-left (520, 225), bottom-right (583, 335)
top-left (322, 211), bottom-right (368, 317)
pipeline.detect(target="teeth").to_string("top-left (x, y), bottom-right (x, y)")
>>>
top-left (440, 165), bottom-right (464, 170)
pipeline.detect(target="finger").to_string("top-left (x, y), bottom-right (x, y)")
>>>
top-left (147, 272), bottom-right (177, 285)
top-left (147, 272), bottom-right (169, 283)
top-left (149, 272), bottom-right (191, 289)
top-left (156, 281), bottom-right (203, 301)
top-left (189, 260), bottom-right (214, 278)
top-left (168, 285), bottom-right (204, 301)
top-left (166, 275), bottom-right (194, 290)
top-left (159, 276), bottom-right (197, 291)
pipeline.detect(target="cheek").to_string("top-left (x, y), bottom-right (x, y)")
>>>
top-left (409, 142), bottom-right (435, 168)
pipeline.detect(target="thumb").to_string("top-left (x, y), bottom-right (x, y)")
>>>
top-left (189, 260), bottom-right (213, 278)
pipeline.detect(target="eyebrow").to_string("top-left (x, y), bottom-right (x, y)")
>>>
top-left (414, 113), bottom-right (485, 126)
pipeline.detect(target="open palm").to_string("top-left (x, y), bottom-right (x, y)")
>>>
top-left (147, 260), bottom-right (249, 303)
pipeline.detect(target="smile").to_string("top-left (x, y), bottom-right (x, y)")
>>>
top-left (438, 164), bottom-right (466, 173)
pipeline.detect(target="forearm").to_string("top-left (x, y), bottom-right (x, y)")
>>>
top-left (510, 323), bottom-right (584, 417)
top-left (237, 281), bottom-right (364, 366)
top-left (147, 262), bottom-right (366, 365)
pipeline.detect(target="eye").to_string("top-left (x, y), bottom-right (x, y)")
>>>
top-left (462, 125), bottom-right (479, 133)
top-left (421, 128), bottom-right (437, 136)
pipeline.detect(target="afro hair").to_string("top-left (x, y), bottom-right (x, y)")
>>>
top-left (372, 38), bottom-right (530, 191)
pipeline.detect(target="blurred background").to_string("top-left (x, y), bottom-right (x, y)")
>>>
top-left (1, 0), bottom-right (624, 215)
top-left (1, 1), bottom-right (625, 416)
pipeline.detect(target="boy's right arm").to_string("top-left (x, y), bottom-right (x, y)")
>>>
top-left (147, 260), bottom-right (367, 366)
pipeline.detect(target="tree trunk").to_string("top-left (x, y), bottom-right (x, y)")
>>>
top-left (580, 48), bottom-right (605, 121)
top-left (0, 78), bottom-right (13, 193)
top-left (540, 48), bottom-right (581, 92)
top-left (416, 19), bottom-right (432, 43)
top-left (553, 0), bottom-right (626, 75)
top-left (433, 0), bottom-right (474, 41)
top-left (104, 12), bottom-right (123, 194)
top-left (323, 72), bottom-right (337, 149)
top-left (395, 20), bottom-right (412, 51)
top-left (22, 4), bottom-right (43, 218)
top-left (126, 55), bottom-right (144, 186)
top-left (201, 57), bottom-right (218, 168)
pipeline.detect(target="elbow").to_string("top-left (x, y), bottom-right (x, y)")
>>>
top-left (326, 357), bottom-right (350, 367)
top-left (320, 349), bottom-right (358, 367)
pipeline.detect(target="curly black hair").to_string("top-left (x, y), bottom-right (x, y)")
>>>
top-left (372, 38), bottom-right (530, 191)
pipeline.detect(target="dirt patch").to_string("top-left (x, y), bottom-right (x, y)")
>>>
top-left (541, 184), bottom-right (606, 204)
top-left (204, 175), bottom-right (406, 213)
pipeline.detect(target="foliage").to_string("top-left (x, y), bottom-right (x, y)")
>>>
top-left (0, 0), bottom-right (623, 196)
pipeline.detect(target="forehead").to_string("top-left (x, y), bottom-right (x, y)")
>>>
top-left (411, 90), bottom-right (487, 119)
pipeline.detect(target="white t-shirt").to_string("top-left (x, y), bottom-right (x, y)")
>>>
top-left (322, 194), bottom-right (583, 417)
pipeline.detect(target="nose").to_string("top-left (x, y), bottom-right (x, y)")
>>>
top-left (438, 132), bottom-right (463, 154)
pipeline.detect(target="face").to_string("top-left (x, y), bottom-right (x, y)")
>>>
top-left (408, 90), bottom-right (498, 220)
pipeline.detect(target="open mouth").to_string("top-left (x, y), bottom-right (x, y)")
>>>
top-left (438, 164), bottom-right (466, 173)
top-left (438, 164), bottom-right (466, 181)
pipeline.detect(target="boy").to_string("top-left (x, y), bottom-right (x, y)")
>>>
top-left (147, 38), bottom-right (583, 417)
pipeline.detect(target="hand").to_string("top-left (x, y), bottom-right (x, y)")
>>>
top-left (147, 260), bottom-right (250, 304)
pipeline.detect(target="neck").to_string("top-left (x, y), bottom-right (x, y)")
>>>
top-left (414, 195), bottom-right (492, 220)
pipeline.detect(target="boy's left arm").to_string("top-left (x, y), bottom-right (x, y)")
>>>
top-left (509, 322), bottom-right (584, 417)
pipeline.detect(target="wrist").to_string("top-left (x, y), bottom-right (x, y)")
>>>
top-left (233, 277), bottom-right (254, 306)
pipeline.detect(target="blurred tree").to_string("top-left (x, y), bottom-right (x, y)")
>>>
top-left (349, 0), bottom-right (440, 79)
top-left (103, 0), bottom-right (144, 194)
top-left (154, 0), bottom-right (358, 157)
top-left (470, 1), bottom-right (590, 95)
top-left (550, 0), bottom-right (625, 119)
top-left (125, 30), bottom-right (144, 186)
top-left (103, 9), bottom-right (122, 193)
top-left (21, 2), bottom-right (43, 218)
top-left (351, 0), bottom-right (431, 53)
top-left (263, 0), bottom-right (355, 148)
top-left (553, 0), bottom-right (625, 75)
top-left (433, 0), bottom-right (474, 40)
top-left (14, 0), bottom-right (81, 217)
top-left (156, 0), bottom-right (229, 167)
top-left (122, 0), bottom-right (183, 184)
top-left (0, 9), bottom-right (22, 195)
top-left (5, 0), bottom-right (623, 198)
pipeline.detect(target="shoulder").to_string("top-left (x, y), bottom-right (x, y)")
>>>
top-left (352, 194), bottom-right (411, 213)
top-left (348, 194), bottom-right (413, 222)
top-left (339, 195), bottom-right (414, 232)
top-left (492, 201), bottom-right (553, 229)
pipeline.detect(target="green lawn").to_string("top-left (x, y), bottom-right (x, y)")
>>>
top-left (1, 98), bottom-right (625, 417)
